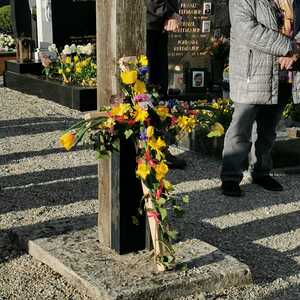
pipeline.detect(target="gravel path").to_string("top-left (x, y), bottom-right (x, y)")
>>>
top-left (1, 87), bottom-right (300, 299)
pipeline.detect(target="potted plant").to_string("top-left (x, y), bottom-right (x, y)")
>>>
top-left (0, 33), bottom-right (16, 75)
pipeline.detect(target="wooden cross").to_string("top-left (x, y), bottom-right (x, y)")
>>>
top-left (96, 0), bottom-right (149, 254)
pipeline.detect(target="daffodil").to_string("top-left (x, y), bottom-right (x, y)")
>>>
top-left (133, 105), bottom-right (148, 123)
top-left (133, 79), bottom-right (147, 95)
top-left (156, 106), bottom-right (171, 120)
top-left (65, 67), bottom-right (71, 73)
top-left (146, 126), bottom-right (154, 138)
top-left (155, 162), bottom-right (169, 181)
top-left (138, 55), bottom-right (148, 66)
top-left (136, 162), bottom-right (151, 180)
top-left (60, 132), bottom-right (76, 150)
top-left (111, 103), bottom-right (132, 117)
top-left (74, 55), bottom-right (79, 63)
top-left (120, 70), bottom-right (138, 85)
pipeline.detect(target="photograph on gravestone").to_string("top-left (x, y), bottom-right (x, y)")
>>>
top-left (51, 0), bottom-right (96, 50)
top-left (168, 0), bottom-right (230, 98)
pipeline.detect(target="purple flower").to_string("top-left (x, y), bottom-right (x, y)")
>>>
top-left (138, 67), bottom-right (149, 76)
top-left (139, 130), bottom-right (147, 141)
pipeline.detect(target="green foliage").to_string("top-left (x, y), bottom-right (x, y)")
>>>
top-left (283, 100), bottom-right (300, 122)
top-left (0, 5), bottom-right (12, 33)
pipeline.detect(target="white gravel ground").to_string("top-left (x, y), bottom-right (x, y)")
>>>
top-left (1, 87), bottom-right (300, 300)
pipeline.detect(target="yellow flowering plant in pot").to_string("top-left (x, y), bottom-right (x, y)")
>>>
top-left (40, 43), bottom-right (97, 86)
top-left (60, 55), bottom-right (219, 271)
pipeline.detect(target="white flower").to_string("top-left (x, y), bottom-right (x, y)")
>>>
top-left (48, 43), bottom-right (57, 53)
top-left (70, 43), bottom-right (77, 53)
top-left (77, 43), bottom-right (94, 56)
top-left (62, 45), bottom-right (71, 55)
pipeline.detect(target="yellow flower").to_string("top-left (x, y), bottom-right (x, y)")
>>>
top-left (138, 55), bottom-right (148, 66)
top-left (177, 115), bottom-right (197, 133)
top-left (111, 103), bottom-right (132, 116)
top-left (133, 105), bottom-right (148, 122)
top-left (156, 106), bottom-right (171, 120)
top-left (148, 137), bottom-right (166, 155)
top-left (163, 179), bottom-right (173, 191)
top-left (120, 70), bottom-right (138, 85)
top-left (65, 67), bottom-right (71, 73)
top-left (60, 132), bottom-right (76, 151)
top-left (136, 162), bottom-right (151, 180)
top-left (74, 55), bottom-right (79, 63)
top-left (207, 122), bottom-right (225, 138)
top-left (65, 56), bottom-right (71, 64)
top-left (155, 162), bottom-right (169, 181)
top-left (58, 68), bottom-right (63, 74)
top-left (133, 79), bottom-right (147, 95)
top-left (146, 126), bottom-right (154, 138)
top-left (81, 59), bottom-right (90, 67)
top-left (76, 64), bottom-right (82, 73)
top-left (102, 118), bottom-right (115, 129)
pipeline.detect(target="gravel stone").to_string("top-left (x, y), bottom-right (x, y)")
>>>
top-left (1, 87), bottom-right (300, 299)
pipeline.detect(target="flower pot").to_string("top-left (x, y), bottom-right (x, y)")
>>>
top-left (0, 51), bottom-right (16, 75)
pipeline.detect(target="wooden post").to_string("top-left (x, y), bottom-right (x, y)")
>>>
top-left (96, 0), bottom-right (148, 254)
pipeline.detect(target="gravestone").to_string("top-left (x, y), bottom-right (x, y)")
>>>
top-left (168, 0), bottom-right (230, 95)
top-left (36, 0), bottom-right (96, 52)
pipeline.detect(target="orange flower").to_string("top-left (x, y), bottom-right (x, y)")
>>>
top-left (60, 132), bottom-right (76, 150)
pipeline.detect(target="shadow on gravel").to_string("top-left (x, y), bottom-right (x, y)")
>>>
top-left (0, 117), bottom-right (78, 128)
top-left (0, 213), bottom-right (97, 264)
top-left (0, 118), bottom-right (77, 138)
top-left (261, 284), bottom-right (300, 300)
top-left (1, 165), bottom-right (97, 188)
top-left (0, 165), bottom-right (97, 214)
top-left (173, 182), bottom-right (300, 285)
top-left (0, 145), bottom-right (88, 166)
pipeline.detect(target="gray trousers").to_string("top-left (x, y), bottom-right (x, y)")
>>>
top-left (221, 84), bottom-right (291, 183)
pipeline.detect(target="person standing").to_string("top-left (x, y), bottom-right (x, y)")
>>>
top-left (146, 0), bottom-right (181, 97)
top-left (221, 0), bottom-right (300, 197)
top-left (146, 0), bottom-right (186, 169)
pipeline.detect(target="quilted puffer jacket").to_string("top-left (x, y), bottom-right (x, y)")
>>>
top-left (229, 0), bottom-right (300, 104)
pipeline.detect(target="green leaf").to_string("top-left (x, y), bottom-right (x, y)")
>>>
top-left (182, 195), bottom-right (189, 204)
top-left (173, 205), bottom-right (184, 218)
top-left (124, 129), bottom-right (134, 139)
top-left (168, 230), bottom-right (178, 240)
top-left (158, 207), bottom-right (168, 221)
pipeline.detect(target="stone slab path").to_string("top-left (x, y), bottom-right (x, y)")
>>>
top-left (1, 87), bottom-right (300, 299)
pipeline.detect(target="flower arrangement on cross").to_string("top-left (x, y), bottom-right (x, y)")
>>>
top-left (60, 54), bottom-right (224, 271)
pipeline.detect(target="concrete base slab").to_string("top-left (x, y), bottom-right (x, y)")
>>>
top-left (13, 215), bottom-right (252, 300)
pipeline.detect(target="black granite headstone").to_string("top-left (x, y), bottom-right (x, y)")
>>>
top-left (10, 0), bottom-right (32, 38)
top-left (168, 0), bottom-right (230, 94)
top-left (51, 0), bottom-right (96, 49)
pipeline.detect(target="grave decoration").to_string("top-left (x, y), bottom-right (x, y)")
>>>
top-left (60, 55), bottom-right (225, 271)
top-left (40, 43), bottom-right (96, 87)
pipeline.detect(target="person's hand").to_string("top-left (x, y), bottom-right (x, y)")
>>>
top-left (279, 55), bottom-right (298, 70)
top-left (164, 13), bottom-right (181, 32)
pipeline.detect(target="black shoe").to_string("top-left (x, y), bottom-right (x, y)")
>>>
top-left (221, 181), bottom-right (244, 197)
top-left (165, 152), bottom-right (187, 169)
top-left (252, 175), bottom-right (283, 191)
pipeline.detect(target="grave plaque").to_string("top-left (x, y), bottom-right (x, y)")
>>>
top-left (168, 0), bottom-right (229, 94)
top-left (36, 0), bottom-right (96, 52)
